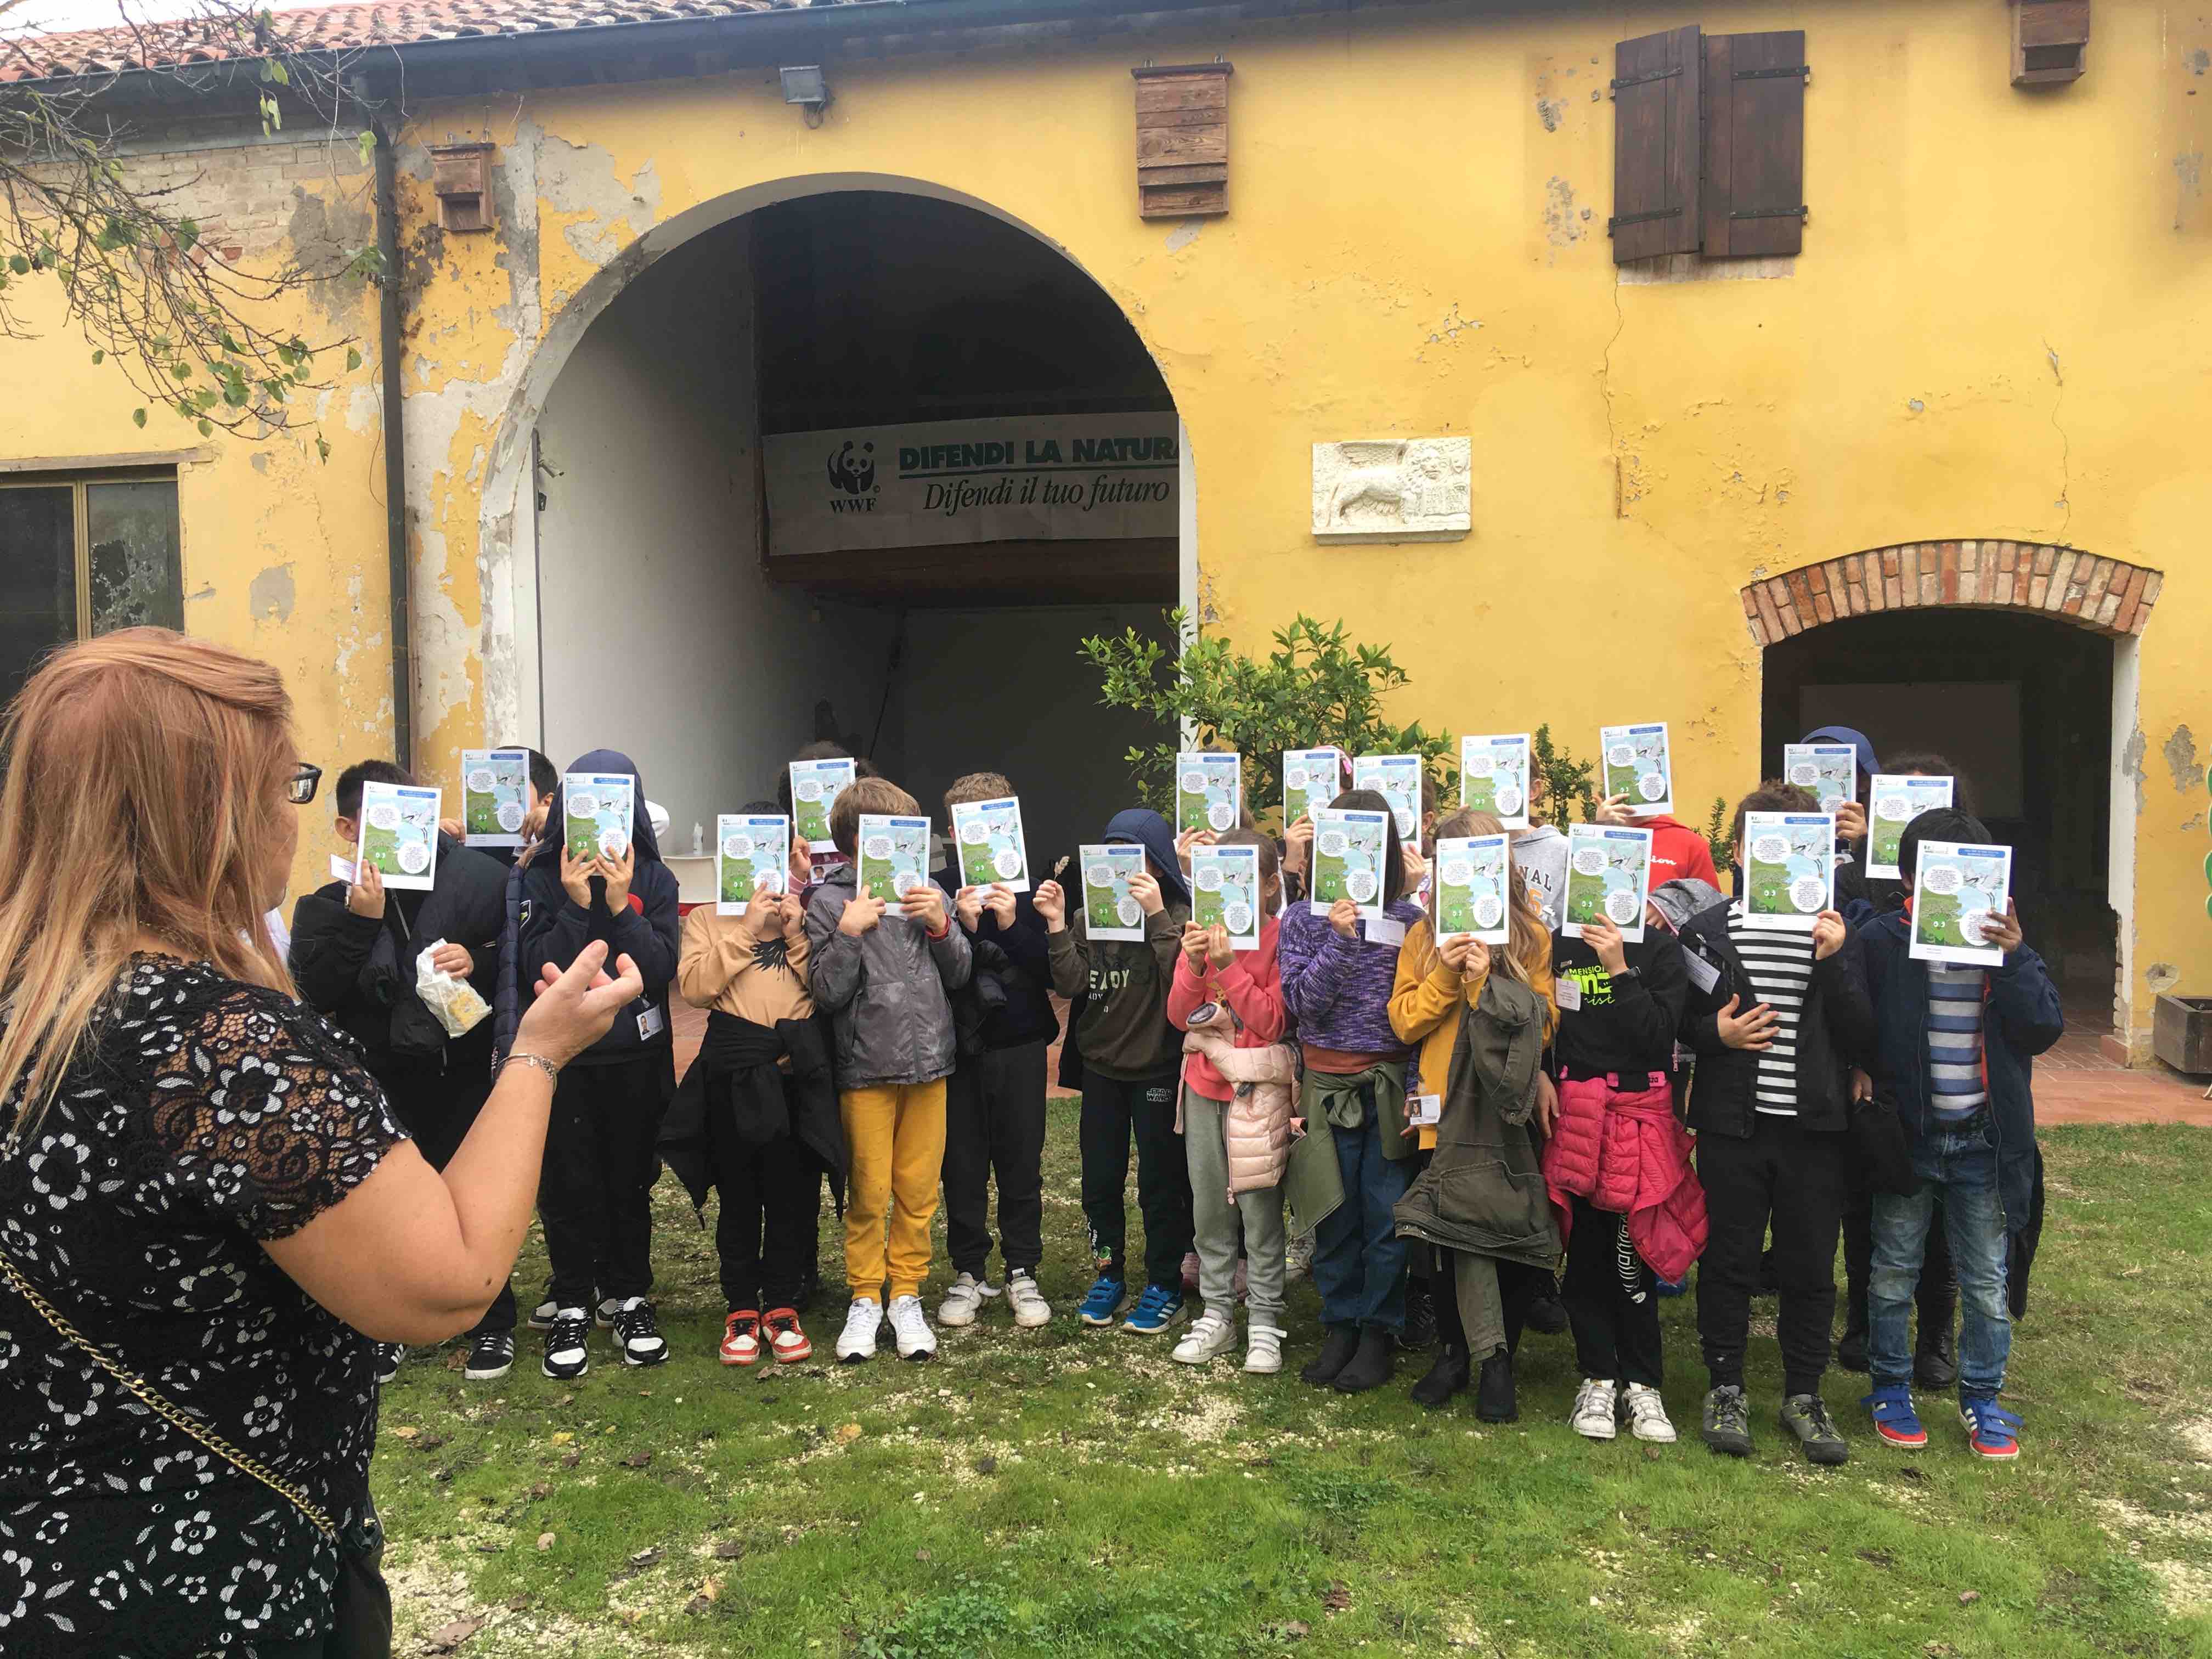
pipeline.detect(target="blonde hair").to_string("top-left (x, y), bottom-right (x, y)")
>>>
top-left (0, 628), bottom-right (295, 1152)
top-left (1426, 808), bottom-right (1548, 987)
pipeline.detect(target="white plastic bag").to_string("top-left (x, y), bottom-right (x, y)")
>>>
top-left (415, 940), bottom-right (491, 1038)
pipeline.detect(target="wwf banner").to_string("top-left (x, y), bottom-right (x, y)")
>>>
top-left (763, 414), bottom-right (1179, 557)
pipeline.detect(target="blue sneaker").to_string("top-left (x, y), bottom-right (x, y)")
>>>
top-left (1862, 1384), bottom-right (1928, 1450)
top-left (1959, 1397), bottom-right (2022, 1462)
top-left (1121, 1283), bottom-right (1186, 1336)
top-left (1077, 1275), bottom-right (1127, 1328)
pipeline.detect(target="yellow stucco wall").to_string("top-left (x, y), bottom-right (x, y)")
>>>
top-left (4, 0), bottom-right (2208, 1051)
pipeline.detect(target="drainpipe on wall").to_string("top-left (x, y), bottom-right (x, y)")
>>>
top-left (370, 113), bottom-right (413, 772)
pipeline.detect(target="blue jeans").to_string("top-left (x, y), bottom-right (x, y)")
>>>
top-left (1313, 1114), bottom-right (1413, 1333)
top-left (1869, 1121), bottom-right (2010, 1398)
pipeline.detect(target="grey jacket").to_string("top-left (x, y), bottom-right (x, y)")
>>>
top-left (804, 866), bottom-right (973, 1090)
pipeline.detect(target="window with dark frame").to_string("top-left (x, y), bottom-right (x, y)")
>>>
top-left (0, 472), bottom-right (182, 704)
top-left (1610, 25), bottom-right (1809, 266)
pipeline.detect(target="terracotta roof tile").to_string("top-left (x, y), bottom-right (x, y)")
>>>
top-left (2, 0), bottom-right (838, 82)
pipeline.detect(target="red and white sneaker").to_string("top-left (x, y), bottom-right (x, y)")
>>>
top-left (720, 1310), bottom-right (761, 1367)
top-left (763, 1307), bottom-right (812, 1364)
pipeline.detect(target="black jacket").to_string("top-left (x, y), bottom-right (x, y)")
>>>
top-left (934, 860), bottom-right (1058, 1053)
top-left (289, 834), bottom-right (507, 1074)
top-left (1676, 905), bottom-right (1876, 1138)
top-left (516, 854), bottom-right (681, 1067)
top-left (659, 1010), bottom-right (844, 1216)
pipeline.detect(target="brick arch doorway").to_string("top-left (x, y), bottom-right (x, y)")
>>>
top-left (1743, 541), bottom-right (2164, 1064)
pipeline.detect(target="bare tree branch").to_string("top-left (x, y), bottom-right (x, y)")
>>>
top-left (0, 0), bottom-right (386, 449)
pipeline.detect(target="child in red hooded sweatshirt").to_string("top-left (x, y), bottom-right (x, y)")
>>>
top-left (1597, 790), bottom-right (1720, 890)
top-left (1165, 828), bottom-right (1292, 1376)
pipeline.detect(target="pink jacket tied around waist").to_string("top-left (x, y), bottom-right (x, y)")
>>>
top-left (1180, 1018), bottom-right (1296, 1198)
top-left (1539, 1074), bottom-right (1708, 1284)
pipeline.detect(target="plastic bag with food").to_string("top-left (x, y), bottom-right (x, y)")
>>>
top-left (415, 940), bottom-right (492, 1037)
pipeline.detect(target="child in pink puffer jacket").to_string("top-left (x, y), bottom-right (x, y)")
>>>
top-left (1166, 828), bottom-right (1293, 1375)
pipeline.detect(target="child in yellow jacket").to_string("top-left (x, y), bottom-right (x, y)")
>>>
top-left (1390, 808), bottom-right (1558, 1414)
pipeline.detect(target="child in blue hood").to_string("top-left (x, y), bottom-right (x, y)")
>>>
top-left (1036, 808), bottom-right (1196, 1336)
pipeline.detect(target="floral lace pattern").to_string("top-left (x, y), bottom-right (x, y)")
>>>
top-left (0, 957), bottom-right (407, 1655)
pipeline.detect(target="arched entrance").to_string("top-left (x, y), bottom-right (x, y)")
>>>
top-left (498, 179), bottom-right (1187, 868)
top-left (1742, 541), bottom-right (2162, 1060)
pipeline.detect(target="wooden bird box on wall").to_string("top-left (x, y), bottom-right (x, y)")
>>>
top-left (2013, 0), bottom-right (2090, 87)
top-left (1133, 63), bottom-right (1232, 219)
top-left (430, 142), bottom-right (497, 234)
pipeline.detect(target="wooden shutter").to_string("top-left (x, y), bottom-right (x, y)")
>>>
top-left (1609, 25), bottom-right (1702, 263)
top-left (1133, 63), bottom-right (1232, 219)
top-left (1701, 31), bottom-right (1808, 258)
top-left (2013, 0), bottom-right (2090, 86)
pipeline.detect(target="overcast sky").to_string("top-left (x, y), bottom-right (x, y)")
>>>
top-left (7, 0), bottom-right (306, 34)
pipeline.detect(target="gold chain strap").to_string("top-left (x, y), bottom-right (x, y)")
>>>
top-left (0, 1245), bottom-right (337, 1541)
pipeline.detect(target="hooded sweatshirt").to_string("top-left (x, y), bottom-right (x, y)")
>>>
top-left (1511, 825), bottom-right (1568, 932)
top-left (512, 748), bottom-right (681, 1068)
top-left (1802, 724), bottom-right (1882, 913)
top-left (1635, 815), bottom-right (1721, 891)
top-left (1046, 808), bottom-right (1191, 1081)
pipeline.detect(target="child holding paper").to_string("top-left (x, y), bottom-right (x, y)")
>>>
top-left (1838, 749), bottom-right (1965, 1383)
top-left (804, 776), bottom-right (972, 1363)
top-left (781, 741), bottom-right (877, 892)
top-left (1857, 808), bottom-right (2061, 1462)
top-left (1389, 809), bottom-right (1559, 1419)
top-left (1540, 844), bottom-right (1696, 1445)
top-left (1165, 828), bottom-right (1291, 1373)
top-left (1676, 782), bottom-right (1871, 1465)
top-left (934, 772), bottom-right (1057, 1332)
top-left (667, 808), bottom-right (836, 1368)
top-left (516, 751), bottom-right (682, 1380)
top-left (291, 760), bottom-right (513, 1381)
top-left (1037, 808), bottom-right (1195, 1336)
top-left (1279, 788), bottom-right (1426, 1395)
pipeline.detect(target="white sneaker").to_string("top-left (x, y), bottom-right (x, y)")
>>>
top-left (887, 1294), bottom-right (937, 1361)
top-left (1244, 1324), bottom-right (1286, 1375)
top-left (937, 1272), bottom-right (988, 1328)
top-left (1622, 1382), bottom-right (1677, 1443)
top-left (1571, 1378), bottom-right (1620, 1441)
top-left (1172, 1310), bottom-right (1238, 1366)
top-left (1006, 1269), bottom-right (1052, 1329)
top-left (836, 1298), bottom-right (882, 1364)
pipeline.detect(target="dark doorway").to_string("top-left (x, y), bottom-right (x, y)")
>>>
top-left (1761, 608), bottom-right (2115, 1031)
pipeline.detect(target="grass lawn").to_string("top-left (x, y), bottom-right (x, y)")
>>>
top-left (372, 1120), bottom-right (2212, 1658)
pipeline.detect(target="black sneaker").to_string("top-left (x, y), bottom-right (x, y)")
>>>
top-left (370, 1342), bottom-right (403, 1386)
top-left (1701, 1384), bottom-right (1753, 1457)
top-left (541, 1308), bottom-right (591, 1381)
top-left (610, 1296), bottom-right (670, 1368)
top-left (527, 1283), bottom-right (561, 1331)
top-left (1779, 1393), bottom-right (1850, 1466)
top-left (1914, 1328), bottom-right (1959, 1391)
top-left (464, 1330), bottom-right (515, 1381)
top-left (1523, 1289), bottom-right (1569, 1336)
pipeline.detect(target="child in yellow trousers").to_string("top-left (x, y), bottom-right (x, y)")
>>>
top-left (804, 776), bottom-right (972, 1363)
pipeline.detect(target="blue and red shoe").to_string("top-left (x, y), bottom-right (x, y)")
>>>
top-left (1959, 1397), bottom-right (2022, 1461)
top-left (1862, 1384), bottom-right (1928, 1449)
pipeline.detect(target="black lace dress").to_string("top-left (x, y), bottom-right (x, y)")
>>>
top-left (0, 956), bottom-right (407, 1655)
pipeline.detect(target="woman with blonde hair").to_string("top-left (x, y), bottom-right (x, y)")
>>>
top-left (0, 628), bottom-right (639, 1658)
top-left (1389, 808), bottom-right (1558, 1421)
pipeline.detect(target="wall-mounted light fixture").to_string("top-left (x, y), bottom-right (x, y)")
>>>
top-left (781, 65), bottom-right (832, 127)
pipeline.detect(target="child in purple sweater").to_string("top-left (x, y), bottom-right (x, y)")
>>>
top-left (1279, 787), bottom-right (1425, 1395)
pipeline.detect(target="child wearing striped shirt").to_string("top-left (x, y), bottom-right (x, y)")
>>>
top-left (1677, 782), bottom-right (1874, 1466)
top-left (1857, 808), bottom-right (2063, 1462)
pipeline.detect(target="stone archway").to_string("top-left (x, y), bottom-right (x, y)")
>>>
top-left (1739, 541), bottom-right (2164, 646)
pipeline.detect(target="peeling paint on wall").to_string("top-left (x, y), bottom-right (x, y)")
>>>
top-left (2164, 724), bottom-right (2203, 793)
top-left (248, 563), bottom-right (297, 623)
top-left (2147, 963), bottom-right (2181, 994)
top-left (2121, 727), bottom-right (2148, 814)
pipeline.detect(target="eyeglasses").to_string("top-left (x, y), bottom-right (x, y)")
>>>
top-left (287, 763), bottom-right (323, 806)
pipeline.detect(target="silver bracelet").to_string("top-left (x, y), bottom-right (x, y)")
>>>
top-left (501, 1052), bottom-right (560, 1085)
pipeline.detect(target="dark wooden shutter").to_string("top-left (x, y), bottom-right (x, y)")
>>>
top-left (1610, 25), bottom-right (1702, 263)
top-left (1701, 31), bottom-right (1808, 258)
